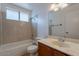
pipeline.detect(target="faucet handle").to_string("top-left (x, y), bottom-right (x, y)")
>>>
top-left (65, 32), bottom-right (69, 34)
top-left (60, 24), bottom-right (62, 26)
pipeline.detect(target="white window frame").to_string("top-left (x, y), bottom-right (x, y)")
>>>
top-left (20, 11), bottom-right (29, 22)
top-left (6, 7), bottom-right (20, 21)
top-left (6, 6), bottom-right (31, 22)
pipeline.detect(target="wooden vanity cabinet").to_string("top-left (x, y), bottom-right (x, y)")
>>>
top-left (38, 42), bottom-right (69, 56)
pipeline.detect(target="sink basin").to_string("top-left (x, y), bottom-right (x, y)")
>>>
top-left (52, 41), bottom-right (69, 47)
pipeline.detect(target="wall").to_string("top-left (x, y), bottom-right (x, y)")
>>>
top-left (0, 3), bottom-right (3, 45)
top-left (0, 3), bottom-right (32, 45)
top-left (29, 3), bottom-right (49, 38)
top-left (14, 3), bottom-right (50, 38)
top-left (64, 4), bottom-right (79, 39)
top-left (49, 4), bottom-right (79, 39)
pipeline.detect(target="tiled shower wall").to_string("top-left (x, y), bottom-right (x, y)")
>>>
top-left (0, 3), bottom-right (35, 45)
top-left (2, 20), bottom-right (32, 44)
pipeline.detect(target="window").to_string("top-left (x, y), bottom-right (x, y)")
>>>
top-left (6, 9), bottom-right (19, 20)
top-left (20, 12), bottom-right (29, 22)
top-left (6, 8), bottom-right (30, 22)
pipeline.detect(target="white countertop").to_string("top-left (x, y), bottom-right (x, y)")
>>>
top-left (38, 37), bottom-right (79, 56)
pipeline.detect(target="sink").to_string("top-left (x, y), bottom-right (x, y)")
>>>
top-left (52, 41), bottom-right (69, 47)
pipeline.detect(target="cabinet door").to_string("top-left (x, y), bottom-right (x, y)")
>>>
top-left (38, 42), bottom-right (54, 56)
top-left (38, 42), bottom-right (69, 56)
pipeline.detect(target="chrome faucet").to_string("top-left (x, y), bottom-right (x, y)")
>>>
top-left (58, 32), bottom-right (69, 42)
top-left (58, 36), bottom-right (65, 42)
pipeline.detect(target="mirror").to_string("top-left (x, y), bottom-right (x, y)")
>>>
top-left (48, 3), bottom-right (79, 39)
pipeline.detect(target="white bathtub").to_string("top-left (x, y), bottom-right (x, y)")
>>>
top-left (0, 39), bottom-right (33, 56)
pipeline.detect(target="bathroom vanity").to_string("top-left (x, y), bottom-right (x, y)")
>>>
top-left (38, 42), bottom-right (69, 56)
top-left (38, 37), bottom-right (79, 56)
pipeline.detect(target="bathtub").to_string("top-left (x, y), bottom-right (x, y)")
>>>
top-left (0, 39), bottom-right (33, 56)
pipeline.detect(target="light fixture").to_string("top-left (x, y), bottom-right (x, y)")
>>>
top-left (50, 3), bottom-right (68, 12)
top-left (50, 4), bottom-right (59, 11)
top-left (59, 3), bottom-right (68, 9)
top-left (53, 7), bottom-right (59, 11)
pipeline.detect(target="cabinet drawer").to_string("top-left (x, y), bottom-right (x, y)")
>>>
top-left (53, 50), bottom-right (66, 56)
